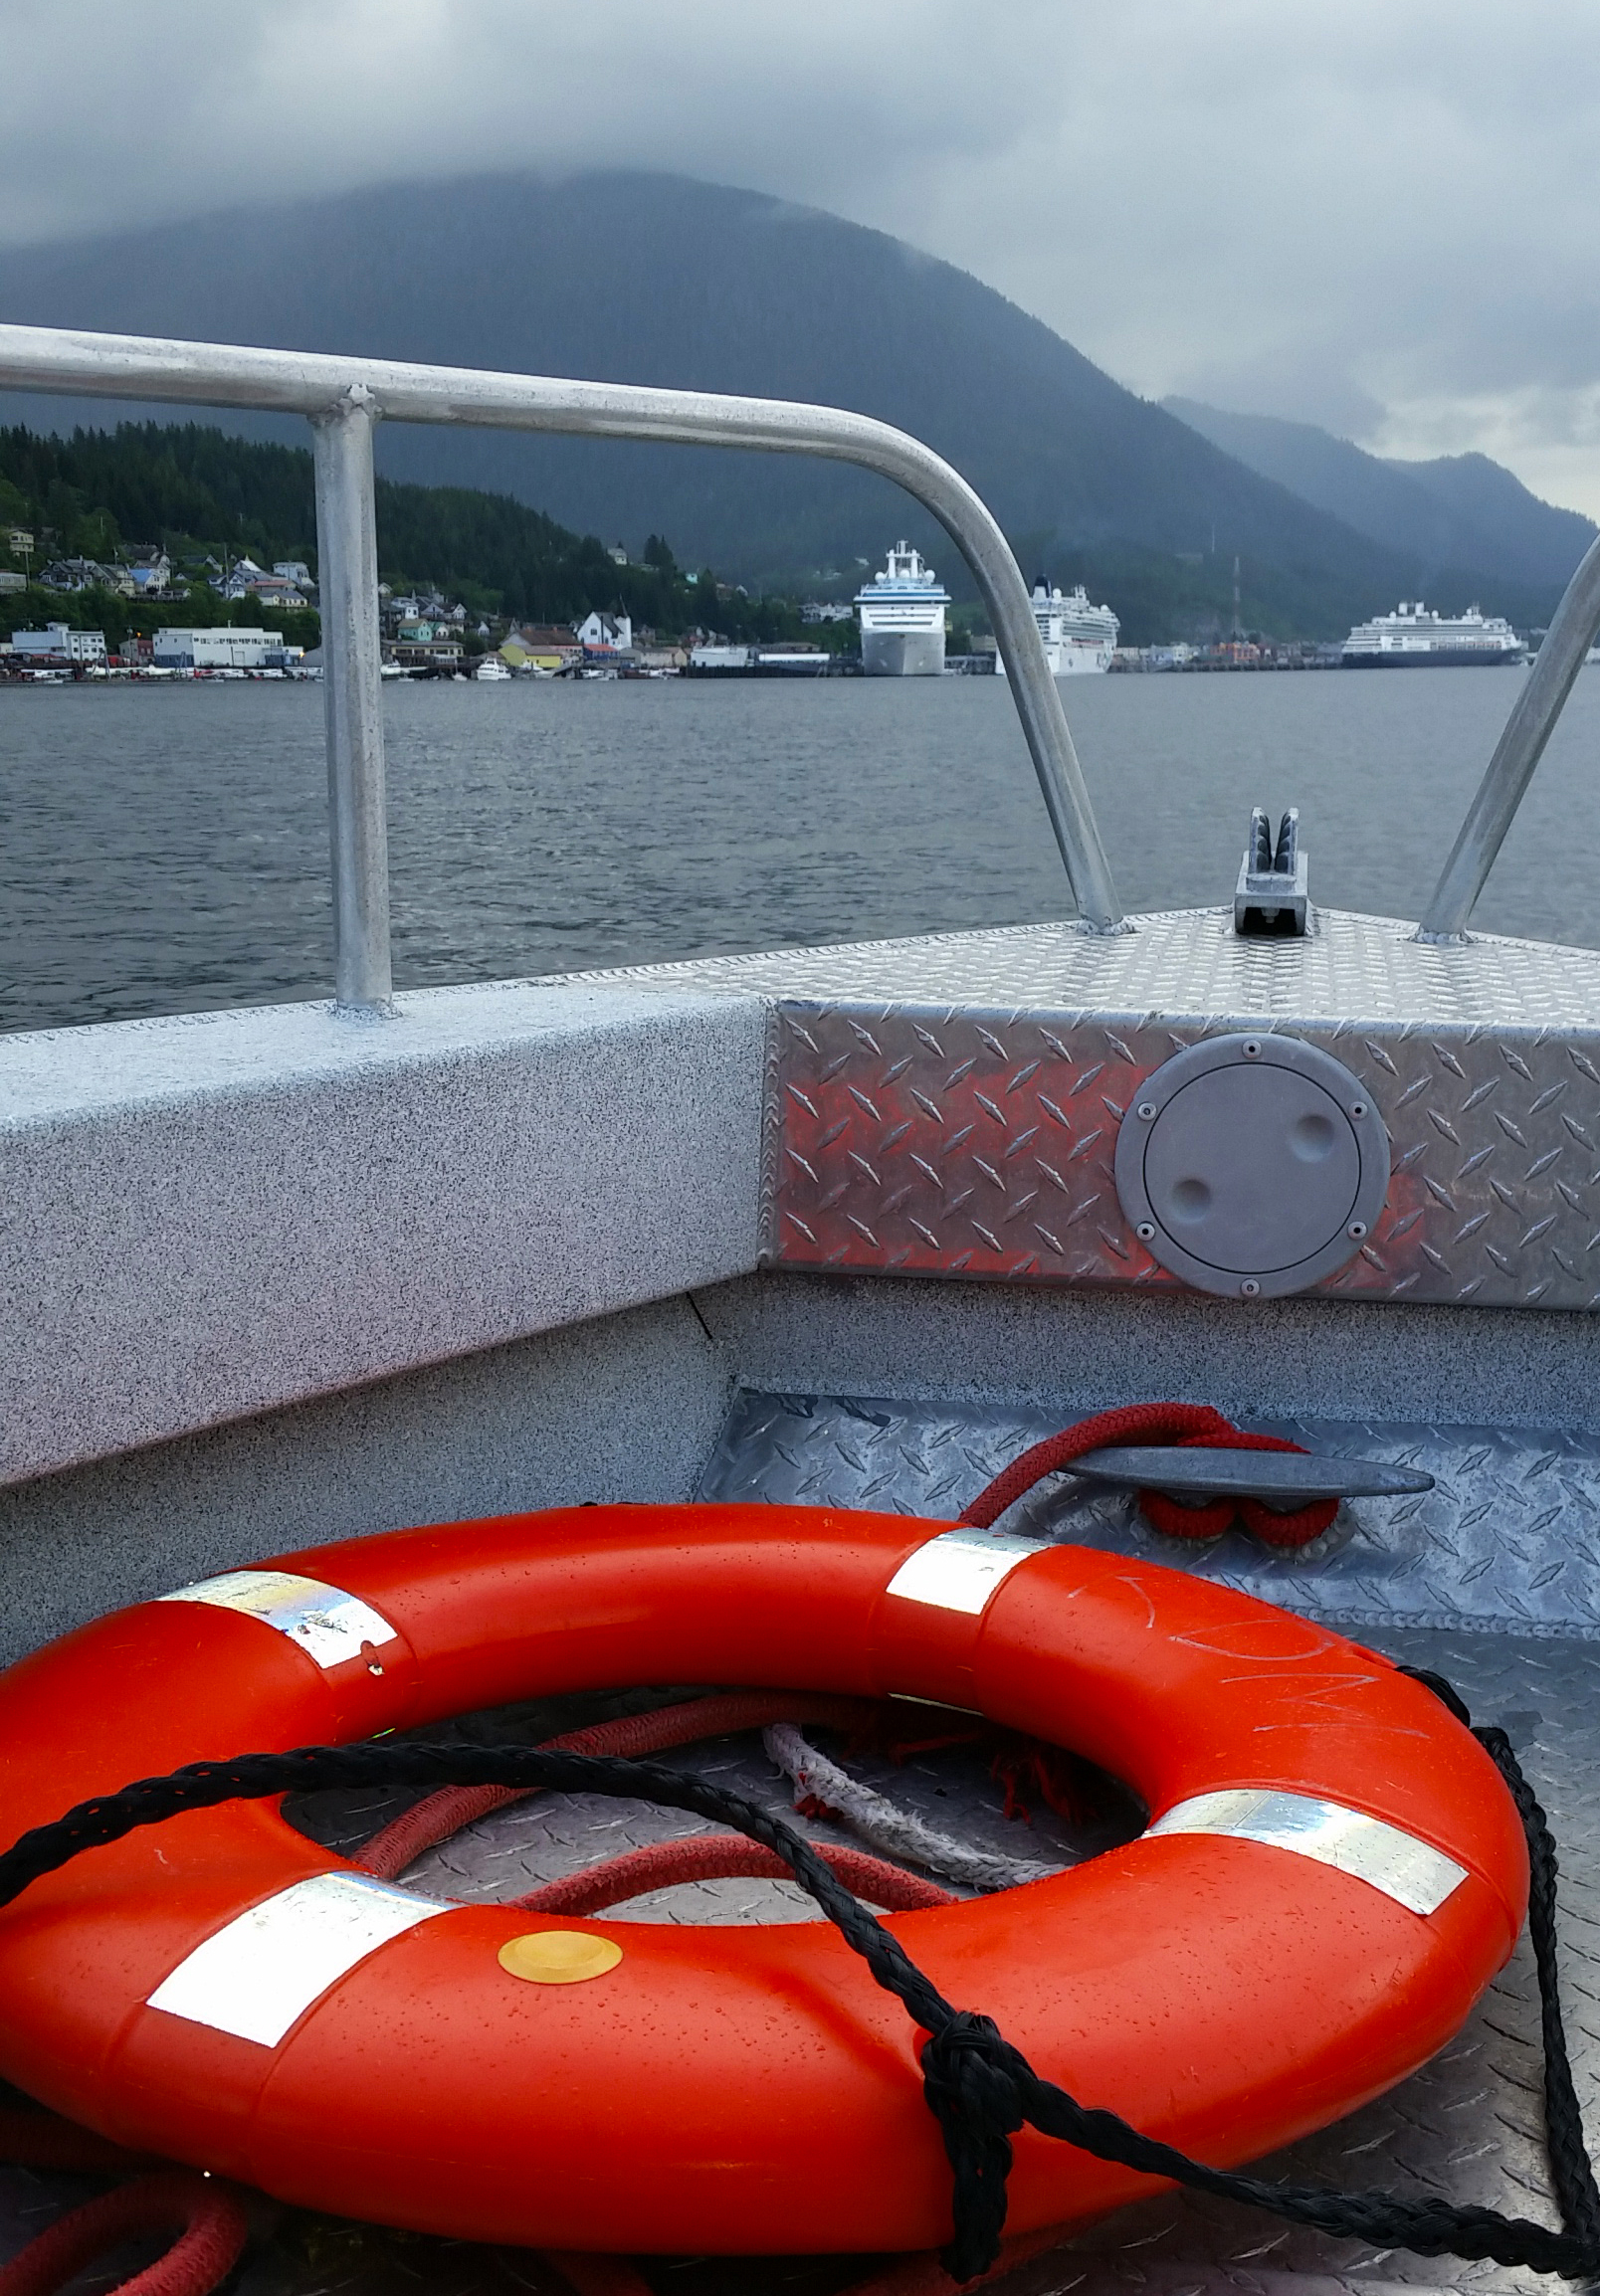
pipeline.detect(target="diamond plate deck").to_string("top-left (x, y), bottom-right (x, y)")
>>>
top-left (698, 1392), bottom-right (1600, 1639)
top-left (586, 908), bottom-right (1600, 1032)
top-left (23, 1372), bottom-right (1600, 2295)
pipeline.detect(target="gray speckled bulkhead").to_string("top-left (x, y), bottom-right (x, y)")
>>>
top-left (0, 977), bottom-right (766, 1487)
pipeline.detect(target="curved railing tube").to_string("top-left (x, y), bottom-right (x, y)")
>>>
top-left (0, 324), bottom-right (1125, 1009)
top-left (1418, 528), bottom-right (1600, 943)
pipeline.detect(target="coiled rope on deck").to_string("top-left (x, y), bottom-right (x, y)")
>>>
top-left (0, 1672), bottom-right (1591, 2287)
top-left (761, 1722), bottom-right (1059, 1894)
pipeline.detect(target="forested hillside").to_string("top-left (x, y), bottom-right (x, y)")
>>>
top-left (0, 422), bottom-right (805, 647)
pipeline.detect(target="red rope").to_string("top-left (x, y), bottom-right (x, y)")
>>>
top-left (0, 2173), bottom-right (247, 2296)
top-left (356, 1690), bottom-right (881, 1878)
top-left (956, 1401), bottom-right (1336, 1549)
top-left (512, 1833), bottom-right (954, 1915)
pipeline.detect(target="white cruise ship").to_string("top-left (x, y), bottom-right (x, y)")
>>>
top-left (1341, 601), bottom-right (1525, 668)
top-left (997, 579), bottom-right (1119, 678)
top-left (855, 542), bottom-right (951, 675)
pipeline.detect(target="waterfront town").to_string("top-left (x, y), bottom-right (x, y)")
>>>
top-left (0, 528), bottom-right (1523, 683)
top-left (0, 554), bottom-right (1357, 683)
top-left (0, 533), bottom-right (860, 679)
top-left (0, 615), bottom-right (1414, 683)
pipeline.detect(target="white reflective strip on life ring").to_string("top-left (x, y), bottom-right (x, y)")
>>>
top-left (1147, 1788), bottom-right (1469, 1916)
top-left (884, 1529), bottom-right (1043, 1617)
top-left (157, 1570), bottom-right (401, 1670)
top-left (146, 1872), bottom-right (454, 2047)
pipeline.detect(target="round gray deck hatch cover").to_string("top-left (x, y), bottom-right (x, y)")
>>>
top-left (1114, 1034), bottom-right (1389, 1299)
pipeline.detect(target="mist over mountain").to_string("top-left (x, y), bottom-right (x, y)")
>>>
top-left (0, 171), bottom-right (1577, 639)
top-left (1395, 452), bottom-right (1595, 587)
top-left (1163, 397), bottom-right (1593, 596)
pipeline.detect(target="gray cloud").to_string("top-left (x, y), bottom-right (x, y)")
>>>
top-left (4, 0), bottom-right (1600, 508)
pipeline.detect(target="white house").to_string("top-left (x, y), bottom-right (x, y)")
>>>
top-left (220, 550), bottom-right (286, 597)
top-left (39, 559), bottom-right (117, 594)
top-left (11, 623), bottom-right (106, 663)
top-left (574, 611), bottom-right (632, 654)
top-left (273, 562), bottom-right (311, 587)
top-left (127, 555), bottom-right (172, 596)
top-left (242, 575), bottom-right (305, 606)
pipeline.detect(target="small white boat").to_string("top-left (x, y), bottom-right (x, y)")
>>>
top-left (473, 658), bottom-right (511, 680)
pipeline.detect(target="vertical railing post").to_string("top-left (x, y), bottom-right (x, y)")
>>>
top-left (977, 564), bottom-right (1123, 932)
top-left (310, 384), bottom-right (393, 1012)
top-left (1417, 528), bottom-right (1600, 942)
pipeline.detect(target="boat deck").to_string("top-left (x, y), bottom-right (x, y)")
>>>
top-left (5, 1391), bottom-right (1584, 2296)
top-left (9, 917), bottom-right (1600, 2296)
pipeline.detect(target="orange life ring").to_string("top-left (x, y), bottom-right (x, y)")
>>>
top-left (0, 1503), bottom-right (1526, 2256)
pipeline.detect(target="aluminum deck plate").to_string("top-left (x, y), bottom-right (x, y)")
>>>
top-left (608, 909), bottom-right (1600, 1032)
top-left (594, 910), bottom-right (1600, 1310)
top-left (699, 1394), bottom-right (1600, 1640)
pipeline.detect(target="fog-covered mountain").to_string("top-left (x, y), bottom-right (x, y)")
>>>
top-left (0, 171), bottom-right (1575, 636)
top-left (1164, 397), bottom-right (1593, 595)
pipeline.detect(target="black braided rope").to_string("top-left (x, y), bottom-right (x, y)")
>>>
top-left (0, 1674), bottom-right (1590, 2286)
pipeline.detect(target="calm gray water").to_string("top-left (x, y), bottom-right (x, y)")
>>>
top-left (3, 668), bottom-right (1598, 1034)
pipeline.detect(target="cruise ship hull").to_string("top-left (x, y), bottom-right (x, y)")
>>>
top-left (1051, 642), bottom-right (1114, 675)
top-left (862, 629), bottom-right (945, 677)
top-left (1341, 648), bottom-right (1525, 669)
top-left (996, 643), bottom-right (1113, 680)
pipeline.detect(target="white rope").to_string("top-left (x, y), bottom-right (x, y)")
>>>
top-left (762, 1723), bottom-right (1059, 1895)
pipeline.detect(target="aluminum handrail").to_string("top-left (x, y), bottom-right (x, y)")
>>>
top-left (0, 323), bottom-right (1126, 1008)
top-left (1418, 528), bottom-right (1600, 942)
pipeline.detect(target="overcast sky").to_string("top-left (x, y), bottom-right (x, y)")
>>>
top-left (5, 0), bottom-right (1600, 512)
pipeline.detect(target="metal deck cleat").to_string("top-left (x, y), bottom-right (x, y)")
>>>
top-left (1235, 804), bottom-right (1308, 934)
